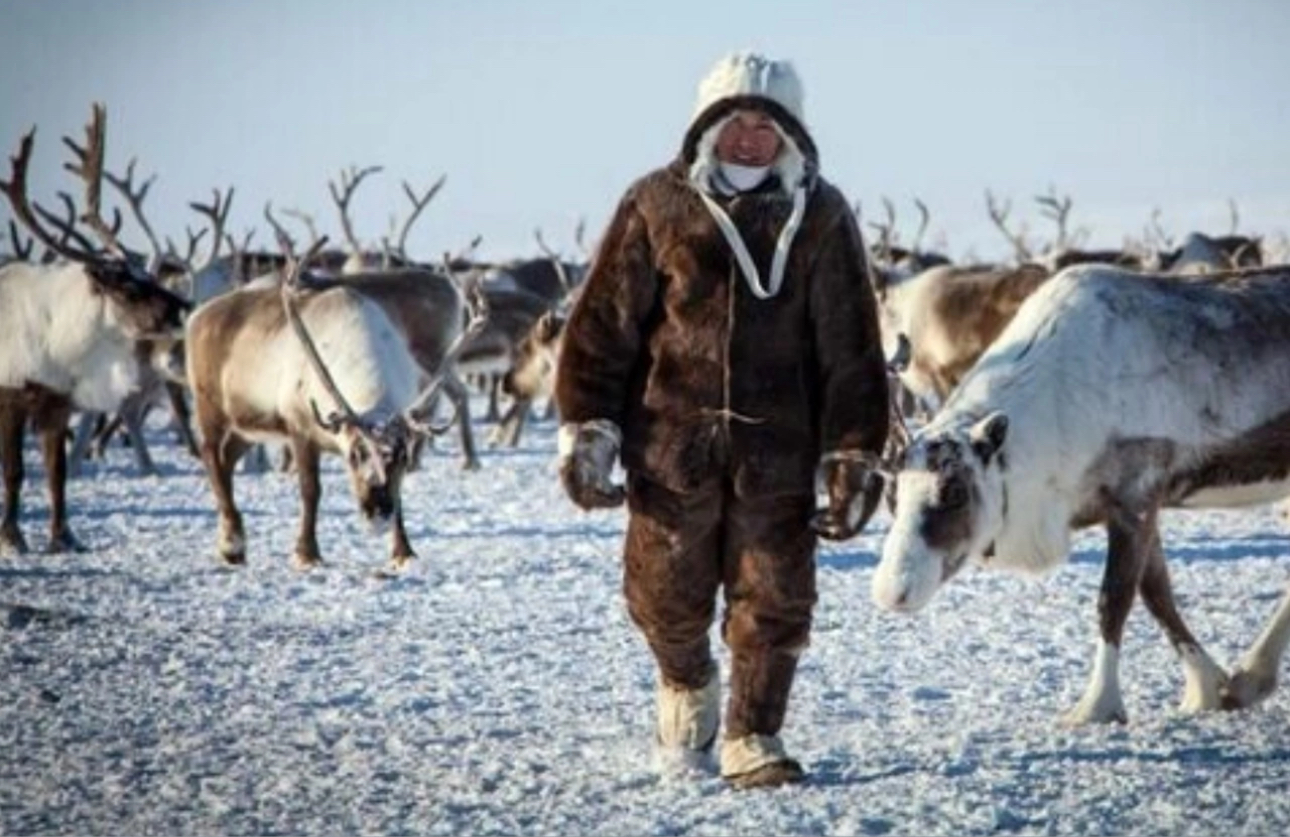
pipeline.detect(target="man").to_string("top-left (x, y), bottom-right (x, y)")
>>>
top-left (555, 50), bottom-right (889, 789)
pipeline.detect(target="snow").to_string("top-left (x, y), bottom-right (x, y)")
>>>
top-left (3, 407), bottom-right (1290, 836)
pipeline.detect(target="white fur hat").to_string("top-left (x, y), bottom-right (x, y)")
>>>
top-left (691, 51), bottom-right (805, 126)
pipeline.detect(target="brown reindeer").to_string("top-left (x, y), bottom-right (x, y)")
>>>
top-left (185, 239), bottom-right (486, 570)
top-left (877, 262), bottom-right (1052, 415)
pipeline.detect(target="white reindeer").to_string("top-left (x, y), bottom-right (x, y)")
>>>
top-left (871, 264), bottom-right (1290, 725)
top-left (0, 104), bottom-right (190, 552)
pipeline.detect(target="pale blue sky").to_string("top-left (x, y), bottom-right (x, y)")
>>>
top-left (2, 0), bottom-right (1287, 264)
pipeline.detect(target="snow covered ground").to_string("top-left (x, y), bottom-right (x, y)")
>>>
top-left (3, 408), bottom-right (1290, 836)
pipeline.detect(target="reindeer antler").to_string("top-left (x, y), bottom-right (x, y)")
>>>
top-left (985, 189), bottom-right (1032, 263)
top-left (6, 219), bottom-right (33, 261)
top-left (281, 207), bottom-right (320, 251)
top-left (60, 102), bottom-right (129, 260)
top-left (327, 164), bottom-right (382, 255)
top-left (1034, 185), bottom-right (1073, 253)
top-left (394, 173), bottom-right (446, 260)
top-left (0, 128), bottom-right (101, 263)
top-left (910, 198), bottom-right (930, 254)
top-left (104, 157), bottom-right (163, 269)
top-left (865, 195), bottom-right (898, 264)
top-left (279, 237), bottom-right (361, 431)
top-left (264, 201), bottom-right (297, 260)
top-left (185, 186), bottom-right (233, 274)
top-left (534, 227), bottom-right (574, 292)
top-left (405, 278), bottom-right (492, 435)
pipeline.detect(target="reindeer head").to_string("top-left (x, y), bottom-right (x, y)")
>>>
top-left (283, 243), bottom-right (490, 532)
top-left (90, 259), bottom-right (191, 338)
top-left (503, 309), bottom-right (565, 400)
top-left (872, 412), bottom-right (1009, 613)
top-left (324, 413), bottom-right (415, 530)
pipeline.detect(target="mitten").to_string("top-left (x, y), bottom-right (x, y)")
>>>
top-left (811, 452), bottom-right (884, 541)
top-left (557, 419), bottom-right (626, 510)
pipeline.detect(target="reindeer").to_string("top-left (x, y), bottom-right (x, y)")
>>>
top-left (863, 196), bottom-right (952, 285)
top-left (875, 262), bottom-right (1051, 417)
top-left (67, 178), bottom-right (233, 476)
top-left (494, 307), bottom-right (567, 447)
top-left (455, 228), bottom-right (584, 439)
top-left (871, 264), bottom-right (1290, 725)
top-left (185, 239), bottom-right (486, 570)
top-left (0, 104), bottom-right (190, 553)
top-left (1156, 231), bottom-right (1263, 274)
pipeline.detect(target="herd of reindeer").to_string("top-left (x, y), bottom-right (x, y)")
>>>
top-left (0, 102), bottom-right (1286, 565)
top-left (7, 103), bottom-right (1290, 722)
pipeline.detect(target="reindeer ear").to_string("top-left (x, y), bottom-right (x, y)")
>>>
top-left (969, 411), bottom-right (1008, 464)
top-left (537, 311), bottom-right (565, 343)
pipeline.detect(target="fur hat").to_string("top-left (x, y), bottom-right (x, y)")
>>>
top-left (691, 51), bottom-right (805, 126)
top-left (681, 51), bottom-right (817, 174)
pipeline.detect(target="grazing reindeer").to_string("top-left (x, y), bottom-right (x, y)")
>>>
top-left (872, 264), bottom-right (1290, 725)
top-left (339, 265), bottom-right (485, 471)
top-left (185, 240), bottom-right (486, 570)
top-left (0, 104), bottom-right (190, 553)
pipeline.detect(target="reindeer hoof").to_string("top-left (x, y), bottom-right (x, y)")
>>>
top-left (219, 551), bottom-right (246, 566)
top-left (1061, 699), bottom-right (1128, 727)
top-left (292, 553), bottom-right (323, 571)
top-left (1, 527), bottom-right (30, 556)
top-left (45, 531), bottom-right (87, 554)
top-left (1221, 668), bottom-right (1277, 710)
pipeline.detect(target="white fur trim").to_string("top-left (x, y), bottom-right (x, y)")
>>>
top-left (720, 733), bottom-right (790, 778)
top-left (656, 673), bottom-right (720, 751)
top-left (688, 114), bottom-right (807, 198)
top-left (692, 51), bottom-right (804, 125)
top-left (556, 419), bottom-right (621, 459)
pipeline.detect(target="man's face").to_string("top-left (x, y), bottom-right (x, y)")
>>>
top-left (714, 110), bottom-right (782, 167)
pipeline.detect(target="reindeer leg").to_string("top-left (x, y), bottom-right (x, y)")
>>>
top-left (1222, 583), bottom-right (1290, 710)
top-left (165, 381), bottom-right (199, 458)
top-left (122, 397), bottom-right (156, 476)
top-left (1136, 521), bottom-right (1228, 713)
top-left (92, 412), bottom-right (123, 460)
top-left (200, 424), bottom-right (249, 565)
top-left (291, 438), bottom-right (323, 570)
top-left (34, 398), bottom-right (83, 553)
top-left (489, 398), bottom-right (524, 448)
top-left (68, 411), bottom-right (97, 478)
top-left (0, 402), bottom-right (29, 555)
top-left (442, 373), bottom-right (480, 471)
top-left (485, 375), bottom-right (502, 423)
top-left (388, 497), bottom-right (414, 572)
top-left (1063, 499), bottom-right (1148, 725)
top-left (240, 444), bottom-right (270, 474)
top-left (504, 397), bottom-right (532, 447)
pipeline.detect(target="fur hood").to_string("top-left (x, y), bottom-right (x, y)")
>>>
top-left (677, 52), bottom-right (820, 302)
top-left (681, 51), bottom-right (818, 195)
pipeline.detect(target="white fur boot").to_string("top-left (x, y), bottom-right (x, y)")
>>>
top-left (720, 734), bottom-right (805, 789)
top-left (655, 673), bottom-right (720, 774)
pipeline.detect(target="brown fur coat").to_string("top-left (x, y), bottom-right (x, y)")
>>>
top-left (555, 158), bottom-right (889, 497)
